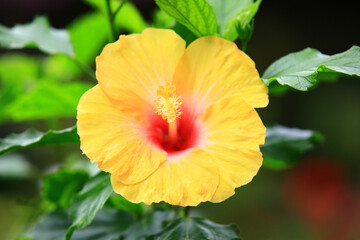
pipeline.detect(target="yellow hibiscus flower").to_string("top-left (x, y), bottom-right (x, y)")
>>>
top-left (77, 28), bottom-right (268, 206)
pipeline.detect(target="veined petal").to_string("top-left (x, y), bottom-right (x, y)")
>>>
top-left (198, 95), bottom-right (266, 202)
top-left (96, 28), bottom-right (186, 116)
top-left (173, 36), bottom-right (268, 109)
top-left (77, 85), bottom-right (166, 184)
top-left (111, 150), bottom-right (219, 206)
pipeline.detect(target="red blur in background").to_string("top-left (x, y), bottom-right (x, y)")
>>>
top-left (285, 158), bottom-right (360, 240)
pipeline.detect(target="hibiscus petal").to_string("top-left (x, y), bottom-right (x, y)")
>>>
top-left (111, 150), bottom-right (219, 207)
top-left (96, 28), bottom-right (186, 116)
top-left (77, 85), bottom-right (166, 184)
top-left (198, 95), bottom-right (266, 202)
top-left (173, 36), bottom-right (268, 109)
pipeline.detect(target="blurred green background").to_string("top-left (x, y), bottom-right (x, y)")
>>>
top-left (0, 0), bottom-right (359, 240)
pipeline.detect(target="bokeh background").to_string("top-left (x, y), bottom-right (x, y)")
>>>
top-left (0, 0), bottom-right (359, 239)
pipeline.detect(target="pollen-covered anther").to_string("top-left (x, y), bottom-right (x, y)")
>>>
top-left (154, 82), bottom-right (183, 124)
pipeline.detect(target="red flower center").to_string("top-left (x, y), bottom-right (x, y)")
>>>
top-left (147, 106), bottom-right (203, 156)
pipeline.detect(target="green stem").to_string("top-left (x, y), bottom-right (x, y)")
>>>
top-left (182, 206), bottom-right (191, 218)
top-left (113, 0), bottom-right (128, 19)
top-left (184, 206), bottom-right (190, 217)
top-left (72, 58), bottom-right (96, 81)
top-left (105, 0), bottom-right (116, 42)
top-left (105, 0), bottom-right (128, 42)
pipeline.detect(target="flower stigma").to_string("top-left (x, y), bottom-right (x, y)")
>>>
top-left (154, 82), bottom-right (183, 144)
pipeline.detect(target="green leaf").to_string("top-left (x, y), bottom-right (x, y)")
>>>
top-left (152, 9), bottom-right (175, 29)
top-left (261, 126), bottom-right (324, 170)
top-left (0, 53), bottom-right (80, 85)
top-left (0, 54), bottom-right (86, 123)
top-left (113, 1), bottom-right (148, 33)
top-left (4, 81), bottom-right (91, 122)
top-left (71, 209), bottom-right (133, 240)
top-left (23, 211), bottom-right (72, 240)
top-left (67, 13), bottom-right (108, 64)
top-left (173, 21), bottom-right (198, 45)
top-left (149, 217), bottom-right (241, 240)
top-left (224, 0), bottom-right (261, 42)
top-left (42, 55), bottom-right (82, 82)
top-left (207, 0), bottom-right (252, 31)
top-left (107, 195), bottom-right (144, 218)
top-left (64, 152), bottom-right (101, 177)
top-left (0, 154), bottom-right (38, 180)
top-left (82, 0), bottom-right (148, 33)
top-left (207, 0), bottom-right (261, 41)
top-left (0, 126), bottom-right (79, 156)
top-left (155, 0), bottom-right (218, 37)
top-left (0, 16), bottom-right (74, 56)
top-left (0, 54), bottom-right (39, 84)
top-left (66, 172), bottom-right (113, 240)
top-left (262, 46), bottom-right (360, 91)
top-left (151, 10), bottom-right (197, 45)
top-left (123, 210), bottom-right (171, 240)
top-left (43, 169), bottom-right (89, 208)
top-left (23, 209), bottom-right (133, 240)
top-left (0, 54), bottom-right (39, 122)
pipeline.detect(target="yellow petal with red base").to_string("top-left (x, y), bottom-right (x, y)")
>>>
top-left (111, 94), bottom-right (265, 206)
top-left (77, 85), bottom-right (166, 184)
top-left (199, 95), bottom-right (266, 202)
top-left (96, 28), bottom-right (186, 122)
top-left (173, 36), bottom-right (268, 109)
top-left (111, 150), bottom-right (219, 206)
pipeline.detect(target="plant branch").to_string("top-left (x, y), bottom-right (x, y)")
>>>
top-left (105, 0), bottom-right (116, 42)
top-left (105, 0), bottom-right (128, 42)
top-left (113, 0), bottom-right (128, 20)
top-left (72, 57), bottom-right (96, 81)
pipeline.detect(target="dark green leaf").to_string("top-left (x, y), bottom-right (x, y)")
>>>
top-left (107, 195), bottom-right (144, 218)
top-left (23, 209), bottom-right (133, 240)
top-left (0, 154), bottom-right (38, 180)
top-left (66, 172), bottom-right (113, 240)
top-left (124, 211), bottom-right (171, 240)
top-left (173, 21), bottom-right (198, 45)
top-left (261, 126), bottom-right (324, 170)
top-left (64, 152), bottom-right (101, 177)
top-left (149, 217), bottom-right (241, 240)
top-left (0, 16), bottom-right (74, 56)
top-left (4, 82), bottom-right (91, 122)
top-left (262, 46), bottom-right (360, 91)
top-left (24, 211), bottom-right (71, 240)
top-left (43, 169), bottom-right (89, 208)
top-left (0, 126), bottom-right (79, 156)
top-left (72, 209), bottom-right (133, 240)
top-left (155, 0), bottom-right (218, 37)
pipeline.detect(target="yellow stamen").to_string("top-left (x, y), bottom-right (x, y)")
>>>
top-left (154, 82), bottom-right (183, 142)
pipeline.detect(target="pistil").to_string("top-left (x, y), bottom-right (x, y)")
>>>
top-left (168, 121), bottom-right (178, 144)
